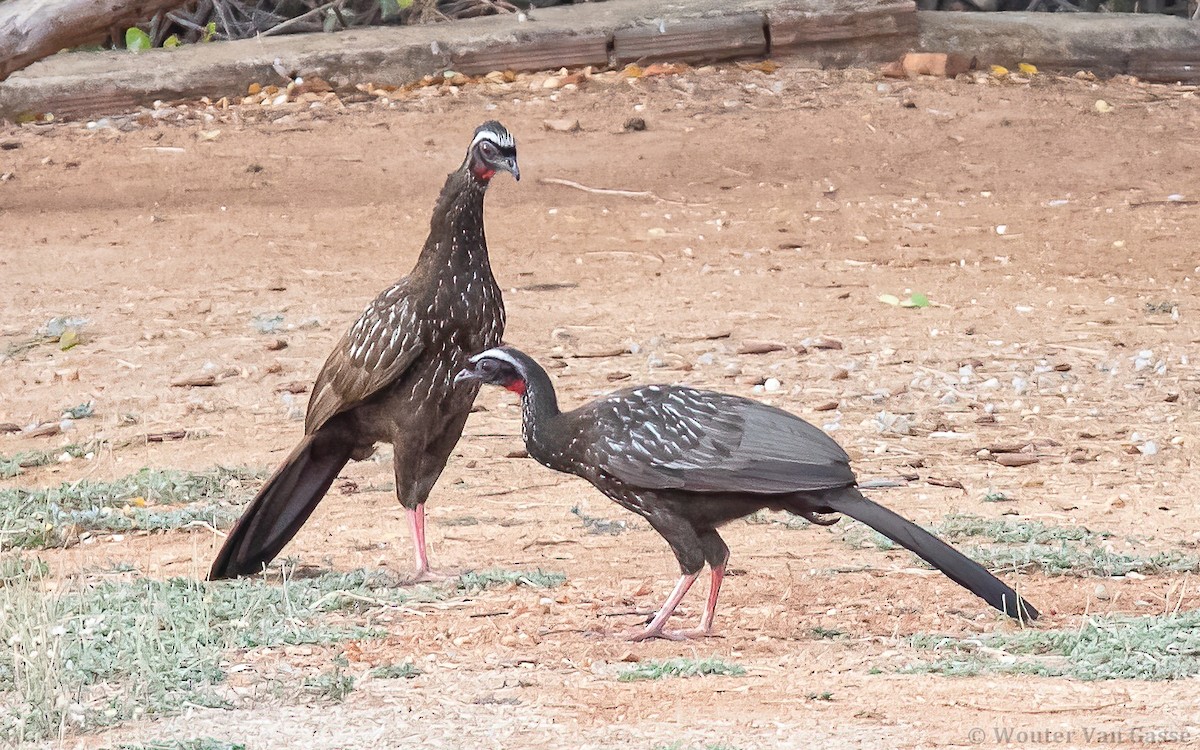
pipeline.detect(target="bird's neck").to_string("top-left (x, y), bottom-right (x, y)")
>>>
top-left (518, 366), bottom-right (563, 461)
top-left (416, 169), bottom-right (491, 272)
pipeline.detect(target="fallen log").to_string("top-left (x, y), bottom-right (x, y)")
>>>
top-left (0, 0), bottom-right (191, 82)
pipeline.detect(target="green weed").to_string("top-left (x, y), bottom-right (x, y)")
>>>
top-left (455, 569), bottom-right (565, 592)
top-left (904, 611), bottom-right (1200, 680)
top-left (0, 467), bottom-right (261, 550)
top-left (619, 657), bottom-right (746, 682)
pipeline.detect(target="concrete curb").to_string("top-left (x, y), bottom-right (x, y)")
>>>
top-left (1, 2), bottom-right (1198, 121)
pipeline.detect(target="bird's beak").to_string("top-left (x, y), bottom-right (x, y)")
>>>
top-left (503, 157), bottom-right (520, 182)
top-left (454, 366), bottom-right (481, 386)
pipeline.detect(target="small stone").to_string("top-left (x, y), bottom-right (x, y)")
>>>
top-left (623, 117), bottom-right (647, 132)
top-left (763, 378), bottom-right (782, 392)
top-left (994, 453), bottom-right (1038, 467)
top-left (1093, 584), bottom-right (1110, 600)
top-left (543, 119), bottom-right (581, 133)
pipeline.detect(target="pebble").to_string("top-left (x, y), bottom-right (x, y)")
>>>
top-left (763, 378), bottom-right (781, 393)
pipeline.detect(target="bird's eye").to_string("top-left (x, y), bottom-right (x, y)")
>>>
top-left (479, 140), bottom-right (497, 157)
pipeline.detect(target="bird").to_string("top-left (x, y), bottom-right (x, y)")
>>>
top-left (209, 121), bottom-right (519, 582)
top-left (455, 346), bottom-right (1040, 640)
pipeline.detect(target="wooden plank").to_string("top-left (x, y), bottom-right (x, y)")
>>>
top-left (769, 1), bottom-right (917, 67)
top-left (613, 13), bottom-right (766, 65)
top-left (1128, 57), bottom-right (1200, 84)
top-left (17, 88), bottom-right (141, 119)
top-left (451, 32), bottom-right (609, 75)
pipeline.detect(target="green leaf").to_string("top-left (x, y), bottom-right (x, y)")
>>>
top-left (163, 34), bottom-right (181, 49)
top-left (398, 0), bottom-right (414, 7)
top-left (904, 292), bottom-right (931, 308)
top-left (203, 21), bottom-right (217, 42)
top-left (125, 27), bottom-right (152, 52)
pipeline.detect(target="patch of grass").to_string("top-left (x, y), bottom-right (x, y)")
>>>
top-left (304, 656), bottom-right (355, 702)
top-left (0, 555), bottom-right (49, 583)
top-left (904, 611), bottom-right (1200, 681)
top-left (0, 466), bottom-right (262, 550)
top-left (0, 442), bottom-right (98, 479)
top-left (455, 568), bottom-right (566, 592)
top-left (371, 661), bottom-right (421, 679)
top-left (570, 505), bottom-right (630, 535)
top-left (618, 657), bottom-right (746, 682)
top-left (744, 509), bottom-right (813, 530)
top-left (810, 626), bottom-right (846, 640)
top-left (934, 514), bottom-right (1104, 545)
top-left (109, 740), bottom-right (246, 750)
top-left (841, 514), bottom-right (1199, 577)
top-left (966, 544), bottom-right (1200, 577)
top-left (0, 567), bottom-right (433, 742)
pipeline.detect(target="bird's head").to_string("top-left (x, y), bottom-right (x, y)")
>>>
top-left (466, 121), bottom-right (519, 184)
top-left (454, 346), bottom-right (531, 396)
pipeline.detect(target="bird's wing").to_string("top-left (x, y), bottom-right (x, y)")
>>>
top-left (590, 387), bottom-right (855, 494)
top-left (305, 286), bottom-right (426, 434)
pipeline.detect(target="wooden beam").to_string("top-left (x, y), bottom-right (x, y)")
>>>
top-left (769, 1), bottom-right (917, 66)
top-left (613, 13), bottom-right (766, 65)
top-left (451, 32), bottom-right (609, 75)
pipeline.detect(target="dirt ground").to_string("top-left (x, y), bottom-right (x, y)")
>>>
top-left (2, 62), bottom-right (1200, 749)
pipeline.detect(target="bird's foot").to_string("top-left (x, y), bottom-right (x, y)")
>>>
top-left (627, 623), bottom-right (718, 641)
top-left (404, 567), bottom-right (457, 584)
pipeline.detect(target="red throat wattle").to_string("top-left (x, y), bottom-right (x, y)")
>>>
top-left (471, 164), bottom-right (495, 182)
top-left (504, 378), bottom-right (527, 396)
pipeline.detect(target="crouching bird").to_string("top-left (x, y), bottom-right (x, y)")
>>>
top-left (456, 346), bottom-right (1039, 640)
top-left (209, 121), bottom-right (519, 582)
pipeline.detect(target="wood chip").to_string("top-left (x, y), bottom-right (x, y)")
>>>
top-left (926, 477), bottom-right (965, 490)
top-left (994, 453), bottom-right (1039, 467)
top-left (505, 449), bottom-right (530, 459)
top-left (171, 374), bottom-right (217, 387)
top-left (275, 381), bottom-right (309, 394)
top-left (0, 422), bottom-right (20, 433)
top-left (145, 430), bottom-right (187, 442)
top-left (807, 337), bottom-right (843, 350)
top-left (606, 371), bottom-right (632, 382)
top-left (737, 340), bottom-right (786, 355)
top-left (812, 400), bottom-right (839, 412)
top-left (266, 338), bottom-right (288, 351)
top-left (23, 422), bottom-right (61, 438)
top-left (986, 442), bottom-right (1027, 454)
top-left (571, 347), bottom-right (628, 359)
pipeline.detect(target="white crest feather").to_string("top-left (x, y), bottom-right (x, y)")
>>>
top-left (470, 347), bottom-right (524, 371)
top-left (471, 127), bottom-right (515, 150)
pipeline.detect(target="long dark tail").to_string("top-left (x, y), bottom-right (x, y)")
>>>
top-left (208, 433), bottom-right (352, 580)
top-left (812, 488), bottom-right (1039, 621)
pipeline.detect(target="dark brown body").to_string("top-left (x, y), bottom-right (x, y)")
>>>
top-left (210, 139), bottom-right (508, 580)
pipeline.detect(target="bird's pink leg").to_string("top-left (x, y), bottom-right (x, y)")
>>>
top-left (405, 505), bottom-right (451, 582)
top-left (630, 572), bottom-right (698, 641)
top-left (685, 563), bottom-right (725, 637)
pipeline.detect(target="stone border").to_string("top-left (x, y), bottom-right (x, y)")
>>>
top-left (1, 0), bottom-right (1198, 121)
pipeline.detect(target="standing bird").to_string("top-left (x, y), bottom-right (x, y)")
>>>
top-left (456, 346), bottom-right (1039, 640)
top-left (209, 122), bottom-right (519, 582)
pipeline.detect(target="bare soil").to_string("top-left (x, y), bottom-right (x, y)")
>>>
top-left (2, 64), bottom-right (1200, 749)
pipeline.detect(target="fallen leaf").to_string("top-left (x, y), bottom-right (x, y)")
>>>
top-left (1095, 99), bottom-right (1113, 114)
top-left (878, 293), bottom-right (901, 306)
top-left (1017, 62), bottom-right (1038, 75)
top-left (990, 65), bottom-right (1010, 78)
